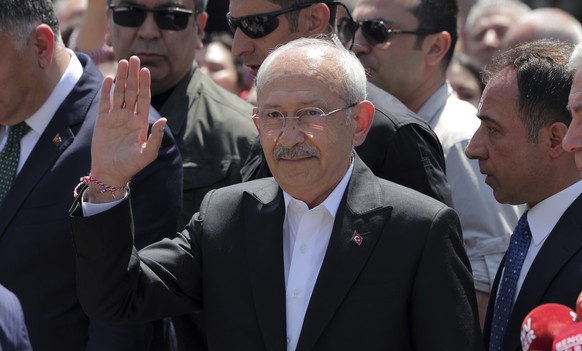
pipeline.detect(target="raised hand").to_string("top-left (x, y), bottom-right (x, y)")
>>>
top-left (87, 56), bottom-right (167, 203)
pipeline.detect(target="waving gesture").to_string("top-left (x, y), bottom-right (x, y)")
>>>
top-left (87, 56), bottom-right (166, 203)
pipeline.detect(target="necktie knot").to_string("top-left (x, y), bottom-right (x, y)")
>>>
top-left (0, 122), bottom-right (30, 203)
top-left (489, 211), bottom-right (531, 351)
top-left (8, 122), bottom-right (30, 142)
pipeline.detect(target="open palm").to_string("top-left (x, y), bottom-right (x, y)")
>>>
top-left (90, 56), bottom-right (166, 190)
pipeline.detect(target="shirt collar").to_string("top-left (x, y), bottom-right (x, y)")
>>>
top-left (528, 180), bottom-right (582, 245)
top-left (283, 155), bottom-right (354, 219)
top-left (25, 49), bottom-right (83, 134)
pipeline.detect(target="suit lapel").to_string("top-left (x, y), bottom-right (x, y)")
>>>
top-left (244, 179), bottom-right (287, 351)
top-left (0, 54), bottom-right (101, 237)
top-left (502, 195), bottom-right (582, 351)
top-left (296, 156), bottom-right (392, 351)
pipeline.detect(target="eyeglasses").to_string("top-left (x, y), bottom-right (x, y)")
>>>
top-left (254, 103), bottom-right (358, 132)
top-left (108, 3), bottom-right (196, 31)
top-left (226, 2), bottom-right (316, 39)
top-left (337, 18), bottom-right (438, 48)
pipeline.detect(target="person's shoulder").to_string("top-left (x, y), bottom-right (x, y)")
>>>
top-left (197, 178), bottom-right (279, 219)
top-left (366, 82), bottom-right (431, 130)
top-left (433, 95), bottom-right (480, 147)
top-left (376, 176), bottom-right (451, 214)
top-left (194, 69), bottom-right (254, 115)
top-left (206, 178), bottom-right (279, 202)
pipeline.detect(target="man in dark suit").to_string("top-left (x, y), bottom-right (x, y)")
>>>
top-left (233, 0), bottom-right (452, 206)
top-left (70, 37), bottom-right (483, 350)
top-left (0, 1), bottom-right (182, 350)
top-left (465, 40), bottom-right (582, 351)
top-left (0, 284), bottom-right (32, 351)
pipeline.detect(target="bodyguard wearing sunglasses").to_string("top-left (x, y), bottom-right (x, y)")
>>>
top-left (229, 0), bottom-right (453, 207)
top-left (347, 0), bottom-right (523, 327)
top-left (106, 0), bottom-right (257, 228)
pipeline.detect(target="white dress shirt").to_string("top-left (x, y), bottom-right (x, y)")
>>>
top-left (513, 180), bottom-right (582, 301)
top-left (282, 158), bottom-right (353, 351)
top-left (0, 49), bottom-right (82, 174)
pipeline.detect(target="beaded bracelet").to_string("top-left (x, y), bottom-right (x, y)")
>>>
top-left (73, 174), bottom-right (129, 199)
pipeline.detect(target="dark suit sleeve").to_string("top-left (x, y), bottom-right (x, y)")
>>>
top-left (130, 125), bottom-right (183, 249)
top-left (410, 206), bottom-right (485, 351)
top-left (81, 124), bottom-right (183, 351)
top-left (71, 191), bottom-right (205, 323)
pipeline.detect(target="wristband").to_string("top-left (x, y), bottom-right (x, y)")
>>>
top-left (73, 173), bottom-right (129, 199)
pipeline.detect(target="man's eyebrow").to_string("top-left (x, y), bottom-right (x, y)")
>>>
top-left (476, 114), bottom-right (503, 127)
top-left (476, 114), bottom-right (494, 123)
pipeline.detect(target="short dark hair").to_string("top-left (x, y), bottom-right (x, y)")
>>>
top-left (484, 39), bottom-right (574, 142)
top-left (0, 0), bottom-right (60, 45)
top-left (268, 0), bottom-right (335, 33)
top-left (409, 0), bottom-right (458, 69)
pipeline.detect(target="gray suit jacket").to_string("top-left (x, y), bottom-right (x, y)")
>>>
top-left (71, 155), bottom-right (483, 351)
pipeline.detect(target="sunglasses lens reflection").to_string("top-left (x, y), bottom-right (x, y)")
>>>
top-left (112, 7), bottom-right (191, 30)
top-left (228, 15), bottom-right (280, 39)
top-left (363, 20), bottom-right (389, 45)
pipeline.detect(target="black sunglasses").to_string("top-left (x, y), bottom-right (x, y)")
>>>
top-left (337, 18), bottom-right (438, 47)
top-left (226, 2), bottom-right (317, 39)
top-left (108, 3), bottom-right (196, 31)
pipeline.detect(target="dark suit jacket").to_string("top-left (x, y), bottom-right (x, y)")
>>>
top-left (0, 283), bottom-right (32, 351)
top-left (0, 54), bottom-right (183, 351)
top-left (483, 194), bottom-right (582, 351)
top-left (71, 155), bottom-right (483, 351)
top-left (241, 82), bottom-right (452, 206)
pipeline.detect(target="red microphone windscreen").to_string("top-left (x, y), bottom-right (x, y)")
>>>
top-left (521, 303), bottom-right (578, 351)
top-left (552, 322), bottom-right (582, 351)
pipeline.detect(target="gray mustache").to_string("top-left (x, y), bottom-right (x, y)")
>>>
top-left (274, 145), bottom-right (320, 160)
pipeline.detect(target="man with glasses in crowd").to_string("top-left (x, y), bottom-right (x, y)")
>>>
top-left (70, 36), bottom-right (484, 351)
top-left (341, 0), bottom-right (523, 326)
top-left (106, 0), bottom-right (257, 228)
top-left (228, 0), bottom-right (453, 207)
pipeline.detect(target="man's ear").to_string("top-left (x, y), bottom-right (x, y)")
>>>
top-left (195, 12), bottom-right (208, 50)
top-left (424, 31), bottom-right (451, 68)
top-left (301, 2), bottom-right (330, 35)
top-left (352, 100), bottom-right (375, 147)
top-left (548, 122), bottom-right (570, 158)
top-left (31, 24), bottom-right (55, 69)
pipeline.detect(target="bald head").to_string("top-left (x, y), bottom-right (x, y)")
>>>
top-left (503, 8), bottom-right (582, 50)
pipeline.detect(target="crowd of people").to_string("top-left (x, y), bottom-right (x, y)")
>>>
top-left (1, 0), bottom-right (582, 350)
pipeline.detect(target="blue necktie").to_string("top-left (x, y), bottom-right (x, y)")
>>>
top-left (0, 122), bottom-right (30, 203)
top-left (489, 211), bottom-right (531, 351)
